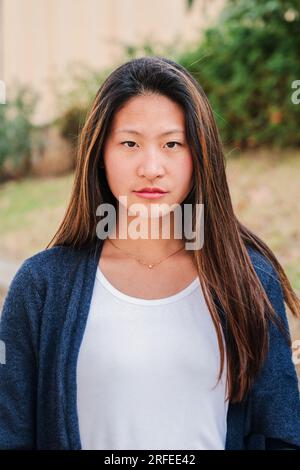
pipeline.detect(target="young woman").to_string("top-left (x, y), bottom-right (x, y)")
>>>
top-left (0, 56), bottom-right (300, 451)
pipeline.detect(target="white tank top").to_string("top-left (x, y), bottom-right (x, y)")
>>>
top-left (76, 265), bottom-right (229, 450)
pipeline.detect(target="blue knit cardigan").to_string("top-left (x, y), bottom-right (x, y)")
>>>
top-left (0, 241), bottom-right (300, 450)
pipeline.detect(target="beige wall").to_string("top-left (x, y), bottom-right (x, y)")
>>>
top-left (1, 0), bottom-right (225, 124)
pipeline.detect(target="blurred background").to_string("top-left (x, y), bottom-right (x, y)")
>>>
top-left (0, 0), bottom-right (299, 373)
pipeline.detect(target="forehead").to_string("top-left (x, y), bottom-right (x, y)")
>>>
top-left (110, 94), bottom-right (186, 134)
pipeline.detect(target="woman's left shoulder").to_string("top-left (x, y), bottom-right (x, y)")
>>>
top-left (246, 245), bottom-right (291, 336)
top-left (246, 245), bottom-right (280, 291)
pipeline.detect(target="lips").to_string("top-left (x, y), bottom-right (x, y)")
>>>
top-left (134, 187), bottom-right (168, 193)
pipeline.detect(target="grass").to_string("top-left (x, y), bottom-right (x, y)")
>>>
top-left (0, 174), bottom-right (74, 233)
top-left (0, 173), bottom-right (74, 260)
top-left (226, 147), bottom-right (300, 293)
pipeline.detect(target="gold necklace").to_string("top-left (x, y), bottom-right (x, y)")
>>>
top-left (106, 238), bottom-right (185, 269)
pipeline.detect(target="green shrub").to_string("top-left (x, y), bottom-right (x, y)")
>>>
top-left (0, 85), bottom-right (38, 181)
top-left (178, 0), bottom-right (300, 149)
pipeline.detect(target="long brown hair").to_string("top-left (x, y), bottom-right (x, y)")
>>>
top-left (47, 56), bottom-right (300, 403)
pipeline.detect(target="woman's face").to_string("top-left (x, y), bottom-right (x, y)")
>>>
top-left (102, 93), bottom-right (194, 219)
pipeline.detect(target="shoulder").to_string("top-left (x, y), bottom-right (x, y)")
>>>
top-left (22, 244), bottom-right (86, 270)
top-left (11, 246), bottom-right (70, 290)
top-left (18, 243), bottom-right (93, 277)
top-left (246, 245), bottom-right (280, 296)
top-left (3, 244), bottom-right (94, 308)
top-left (246, 245), bottom-right (290, 339)
top-left (246, 245), bottom-right (274, 279)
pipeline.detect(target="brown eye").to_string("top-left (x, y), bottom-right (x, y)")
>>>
top-left (166, 141), bottom-right (181, 149)
top-left (121, 141), bottom-right (137, 148)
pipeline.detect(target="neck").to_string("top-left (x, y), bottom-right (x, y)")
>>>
top-left (106, 212), bottom-right (186, 260)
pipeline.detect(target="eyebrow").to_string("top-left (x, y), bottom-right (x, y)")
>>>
top-left (114, 129), bottom-right (185, 136)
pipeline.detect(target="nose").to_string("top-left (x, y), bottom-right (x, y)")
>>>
top-left (137, 148), bottom-right (165, 180)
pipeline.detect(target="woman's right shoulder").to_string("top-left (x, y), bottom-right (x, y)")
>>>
top-left (22, 244), bottom-right (80, 266)
top-left (4, 245), bottom-right (88, 305)
top-left (18, 245), bottom-right (77, 277)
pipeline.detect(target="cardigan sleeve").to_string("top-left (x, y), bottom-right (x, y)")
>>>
top-left (0, 260), bottom-right (42, 450)
top-left (245, 262), bottom-right (300, 450)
